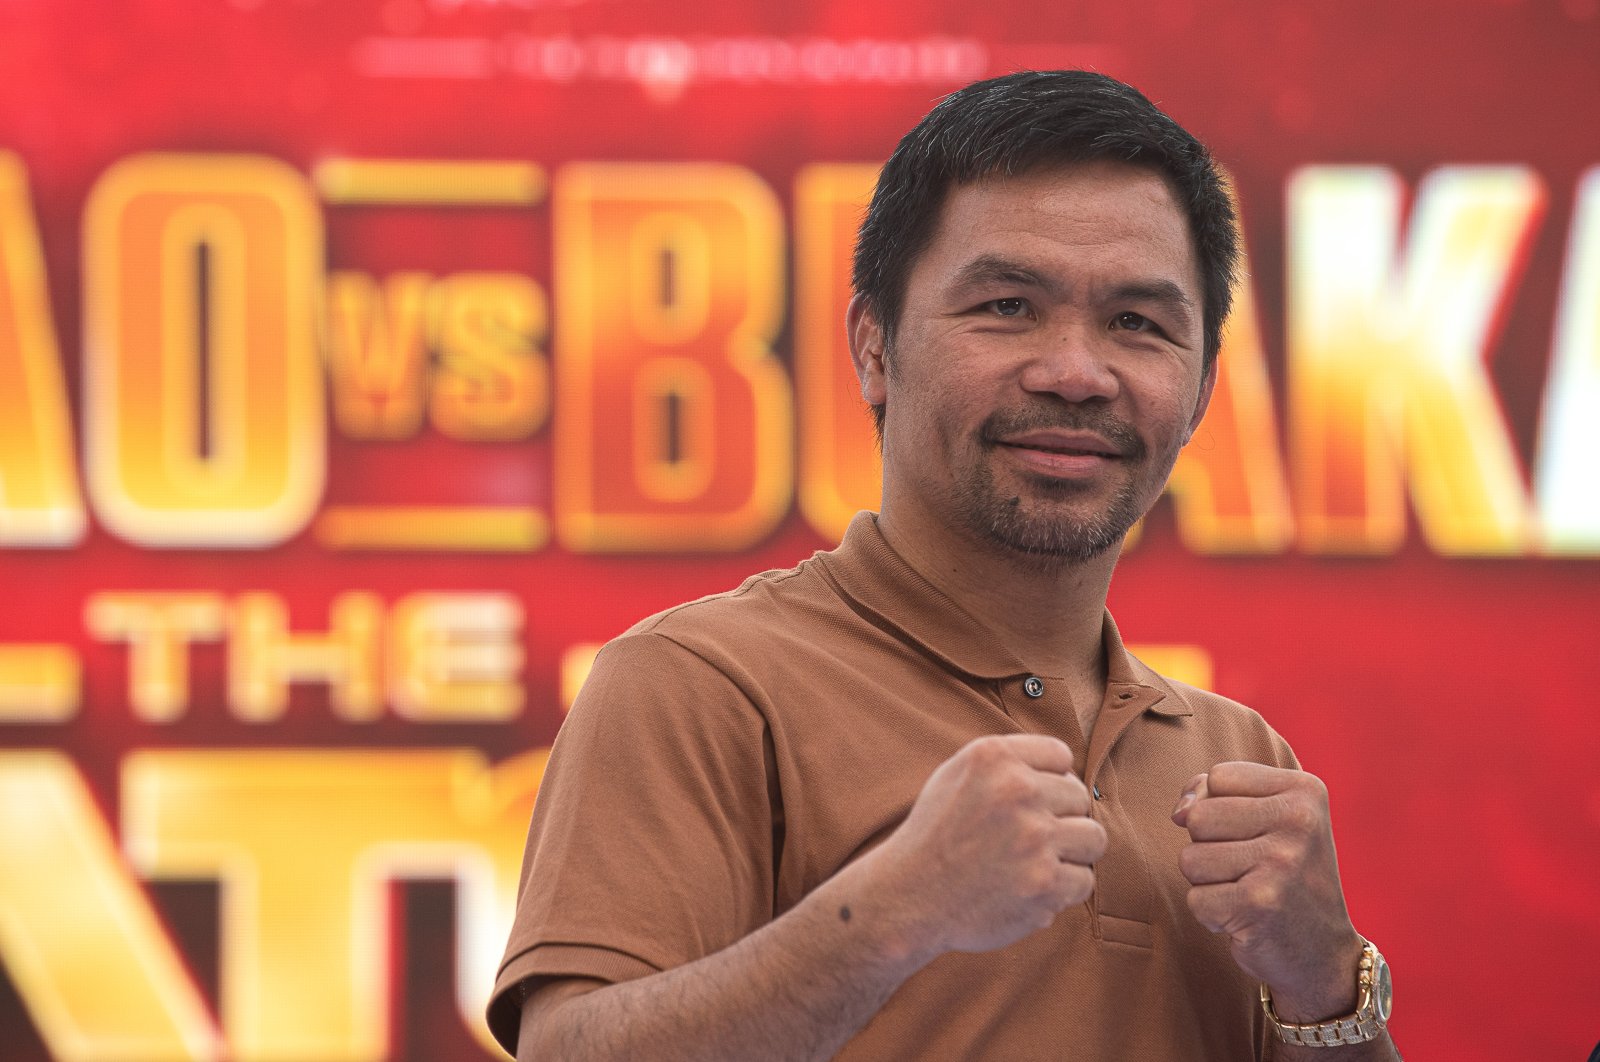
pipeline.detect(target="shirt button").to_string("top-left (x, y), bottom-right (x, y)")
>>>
top-left (1023, 676), bottom-right (1045, 698)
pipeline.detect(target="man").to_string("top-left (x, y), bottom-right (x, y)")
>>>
top-left (489, 71), bottom-right (1399, 1060)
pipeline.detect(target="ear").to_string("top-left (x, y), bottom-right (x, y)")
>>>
top-left (847, 294), bottom-right (889, 406)
top-left (1184, 357), bottom-right (1218, 444)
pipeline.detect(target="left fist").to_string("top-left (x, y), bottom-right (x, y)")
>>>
top-left (1171, 762), bottom-right (1363, 1019)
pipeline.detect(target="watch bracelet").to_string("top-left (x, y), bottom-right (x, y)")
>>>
top-left (1270, 1012), bottom-right (1386, 1047)
top-left (1258, 941), bottom-right (1387, 1047)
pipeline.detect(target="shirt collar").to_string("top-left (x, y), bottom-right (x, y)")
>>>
top-left (1102, 609), bottom-right (1189, 718)
top-left (819, 512), bottom-right (1185, 717)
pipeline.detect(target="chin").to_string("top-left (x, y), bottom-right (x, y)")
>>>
top-left (962, 492), bottom-right (1142, 567)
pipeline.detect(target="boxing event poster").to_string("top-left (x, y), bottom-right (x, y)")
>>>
top-left (0, 1), bottom-right (1595, 1059)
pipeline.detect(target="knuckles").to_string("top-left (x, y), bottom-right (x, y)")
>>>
top-left (1205, 761), bottom-right (1252, 792)
top-left (940, 738), bottom-right (1002, 788)
top-left (989, 767), bottom-right (1037, 808)
top-left (1183, 886), bottom-right (1220, 929)
top-left (1014, 816), bottom-right (1053, 854)
top-left (1023, 861), bottom-right (1063, 900)
top-left (1260, 838), bottom-right (1302, 875)
top-left (1244, 877), bottom-right (1282, 912)
top-left (1181, 799), bottom-right (1215, 837)
top-left (1059, 863), bottom-right (1096, 906)
top-left (1177, 843), bottom-right (1206, 882)
top-left (1064, 817), bottom-right (1108, 862)
top-left (963, 735), bottom-right (1010, 767)
top-left (1279, 771), bottom-right (1330, 814)
top-left (1277, 791), bottom-right (1326, 836)
top-left (1182, 785), bottom-right (1329, 842)
top-left (1055, 780), bottom-right (1091, 819)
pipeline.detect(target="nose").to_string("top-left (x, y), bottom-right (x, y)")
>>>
top-left (1018, 326), bottom-right (1120, 404)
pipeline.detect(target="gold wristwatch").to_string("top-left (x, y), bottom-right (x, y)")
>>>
top-left (1260, 939), bottom-right (1392, 1047)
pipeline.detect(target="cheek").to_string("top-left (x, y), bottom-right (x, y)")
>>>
top-left (891, 348), bottom-right (993, 429)
top-left (1131, 381), bottom-right (1205, 449)
top-left (894, 390), bottom-right (967, 450)
top-left (1141, 358), bottom-right (1206, 410)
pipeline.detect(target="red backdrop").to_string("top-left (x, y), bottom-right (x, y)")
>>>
top-left (0, 1), bottom-right (1596, 1059)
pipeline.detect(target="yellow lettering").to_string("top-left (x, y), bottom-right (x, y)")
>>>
top-left (121, 748), bottom-right (546, 1061)
top-left (83, 153), bottom-right (326, 547)
top-left (1536, 167), bottom-right (1600, 554)
top-left (326, 270), bottom-right (432, 439)
top-left (554, 163), bottom-right (792, 551)
top-left (85, 593), bottom-right (227, 723)
top-left (389, 593), bottom-right (525, 721)
top-left (430, 272), bottom-right (550, 440)
top-left (1288, 166), bottom-right (1541, 555)
top-left (1127, 643), bottom-right (1213, 690)
top-left (0, 644), bottom-right (80, 722)
top-left (0, 152), bottom-right (85, 546)
top-left (560, 642), bottom-right (602, 714)
top-left (0, 752), bottom-right (220, 1061)
top-left (1166, 229), bottom-right (1293, 553)
top-left (227, 592), bottom-right (383, 722)
top-left (793, 164), bottom-right (882, 543)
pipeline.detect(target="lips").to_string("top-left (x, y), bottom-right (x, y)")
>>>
top-left (979, 408), bottom-right (1147, 464)
top-left (994, 430), bottom-right (1124, 459)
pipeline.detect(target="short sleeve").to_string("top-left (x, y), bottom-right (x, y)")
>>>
top-left (485, 631), bottom-right (778, 1053)
top-left (1266, 725), bottom-right (1300, 771)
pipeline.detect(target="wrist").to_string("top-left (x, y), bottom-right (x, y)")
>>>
top-left (1264, 931), bottom-right (1365, 1023)
top-left (1261, 937), bottom-right (1393, 1049)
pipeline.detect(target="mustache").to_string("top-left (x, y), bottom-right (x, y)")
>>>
top-left (978, 405), bottom-right (1147, 459)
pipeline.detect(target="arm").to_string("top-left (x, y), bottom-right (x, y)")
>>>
top-left (517, 734), bottom-right (1107, 1062)
top-left (517, 852), bottom-right (930, 1061)
top-left (1172, 763), bottom-right (1401, 1062)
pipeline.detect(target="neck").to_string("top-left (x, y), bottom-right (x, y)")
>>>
top-left (876, 505), bottom-right (1118, 681)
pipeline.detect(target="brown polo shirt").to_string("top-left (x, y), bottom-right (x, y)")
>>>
top-left (490, 512), bottom-right (1296, 1058)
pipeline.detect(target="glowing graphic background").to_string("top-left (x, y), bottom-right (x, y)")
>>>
top-left (0, 1), bottom-right (1596, 1058)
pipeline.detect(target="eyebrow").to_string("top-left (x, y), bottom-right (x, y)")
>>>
top-left (1108, 279), bottom-right (1199, 327)
top-left (948, 254), bottom-right (1060, 297)
top-left (948, 256), bottom-right (1199, 325)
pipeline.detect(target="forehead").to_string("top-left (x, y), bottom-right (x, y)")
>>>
top-left (913, 160), bottom-right (1200, 296)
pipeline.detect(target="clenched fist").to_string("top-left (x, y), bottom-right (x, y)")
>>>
top-left (1171, 762), bottom-right (1365, 1022)
top-left (867, 734), bottom-right (1107, 961)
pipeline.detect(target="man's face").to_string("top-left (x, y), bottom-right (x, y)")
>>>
top-left (853, 160), bottom-right (1214, 564)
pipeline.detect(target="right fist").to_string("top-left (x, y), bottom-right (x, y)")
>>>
top-left (875, 734), bottom-right (1106, 957)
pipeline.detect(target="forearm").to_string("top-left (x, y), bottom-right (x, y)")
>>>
top-left (519, 859), bottom-right (934, 1062)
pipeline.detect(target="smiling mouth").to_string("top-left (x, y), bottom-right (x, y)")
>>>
top-left (994, 439), bottom-right (1125, 462)
top-left (979, 407), bottom-right (1147, 463)
top-left (999, 442), bottom-right (1120, 458)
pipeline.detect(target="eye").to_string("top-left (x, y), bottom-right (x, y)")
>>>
top-left (1111, 311), bottom-right (1157, 333)
top-left (982, 297), bottom-right (1030, 318)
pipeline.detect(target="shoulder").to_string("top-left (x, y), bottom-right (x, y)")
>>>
top-left (619, 552), bottom-right (844, 660)
top-left (570, 552), bottom-right (845, 716)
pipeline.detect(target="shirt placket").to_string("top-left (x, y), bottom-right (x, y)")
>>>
top-left (1081, 680), bottom-right (1167, 948)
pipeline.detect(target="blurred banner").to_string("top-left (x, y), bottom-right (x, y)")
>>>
top-left (0, 1), bottom-right (1596, 1059)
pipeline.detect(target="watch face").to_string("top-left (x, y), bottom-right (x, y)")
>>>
top-left (1374, 959), bottom-right (1394, 1022)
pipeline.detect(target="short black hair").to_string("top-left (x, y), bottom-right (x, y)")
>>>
top-left (852, 70), bottom-right (1241, 435)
